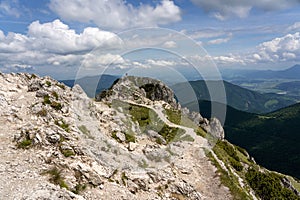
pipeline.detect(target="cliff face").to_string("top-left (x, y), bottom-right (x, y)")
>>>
top-left (0, 73), bottom-right (299, 200)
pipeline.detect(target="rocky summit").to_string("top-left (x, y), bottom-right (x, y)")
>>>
top-left (0, 73), bottom-right (299, 200)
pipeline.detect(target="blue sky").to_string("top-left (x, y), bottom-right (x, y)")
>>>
top-left (0, 0), bottom-right (300, 79)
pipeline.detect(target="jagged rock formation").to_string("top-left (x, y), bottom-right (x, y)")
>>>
top-left (96, 76), bottom-right (179, 109)
top-left (0, 72), bottom-right (299, 200)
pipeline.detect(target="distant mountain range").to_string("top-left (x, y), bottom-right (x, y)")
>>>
top-left (222, 64), bottom-right (300, 80)
top-left (172, 80), bottom-right (296, 114)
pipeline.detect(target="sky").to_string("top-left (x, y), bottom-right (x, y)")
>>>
top-left (0, 0), bottom-right (300, 79)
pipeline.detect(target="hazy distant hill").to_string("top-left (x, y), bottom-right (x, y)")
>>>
top-left (60, 74), bottom-right (119, 97)
top-left (172, 80), bottom-right (296, 114)
top-left (223, 64), bottom-right (300, 80)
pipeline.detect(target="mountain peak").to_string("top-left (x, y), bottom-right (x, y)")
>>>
top-left (0, 73), bottom-right (299, 199)
top-left (96, 75), bottom-right (179, 109)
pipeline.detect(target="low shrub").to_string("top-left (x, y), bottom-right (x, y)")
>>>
top-left (17, 138), bottom-right (32, 149)
top-left (44, 167), bottom-right (68, 189)
top-left (246, 168), bottom-right (300, 200)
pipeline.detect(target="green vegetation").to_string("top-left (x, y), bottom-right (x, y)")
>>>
top-left (51, 101), bottom-right (62, 110)
top-left (188, 100), bottom-right (300, 180)
top-left (43, 95), bottom-right (51, 105)
top-left (158, 125), bottom-right (186, 143)
top-left (72, 184), bottom-right (87, 194)
top-left (121, 172), bottom-right (128, 186)
top-left (246, 168), bottom-right (300, 200)
top-left (264, 99), bottom-right (279, 109)
top-left (45, 80), bottom-right (51, 87)
top-left (56, 83), bottom-right (66, 90)
top-left (165, 108), bottom-right (181, 124)
top-left (17, 138), bottom-right (32, 149)
top-left (214, 140), bottom-right (244, 172)
top-left (174, 80), bottom-right (295, 114)
top-left (112, 100), bottom-right (188, 144)
top-left (206, 151), bottom-right (251, 199)
top-left (287, 176), bottom-right (300, 192)
top-left (111, 131), bottom-right (121, 142)
top-left (43, 94), bottom-right (62, 110)
top-left (225, 103), bottom-right (300, 179)
top-left (196, 127), bottom-right (206, 138)
top-left (31, 74), bottom-right (37, 79)
top-left (43, 167), bottom-right (68, 189)
top-left (164, 107), bottom-right (200, 130)
top-left (51, 91), bottom-right (59, 100)
top-left (60, 149), bottom-right (75, 157)
top-left (55, 120), bottom-right (70, 132)
top-left (125, 132), bottom-right (136, 143)
top-left (37, 108), bottom-right (47, 116)
top-left (210, 139), bottom-right (300, 199)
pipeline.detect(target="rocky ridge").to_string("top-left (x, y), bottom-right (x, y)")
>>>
top-left (0, 73), bottom-right (299, 200)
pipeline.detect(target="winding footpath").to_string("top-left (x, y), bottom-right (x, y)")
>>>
top-left (126, 100), bottom-right (258, 200)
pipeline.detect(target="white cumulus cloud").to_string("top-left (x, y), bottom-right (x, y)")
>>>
top-left (190, 0), bottom-right (300, 20)
top-left (254, 32), bottom-right (300, 62)
top-left (49, 0), bottom-right (181, 30)
top-left (28, 20), bottom-right (120, 54)
top-left (162, 40), bottom-right (177, 48)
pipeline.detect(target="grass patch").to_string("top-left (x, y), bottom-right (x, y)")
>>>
top-left (17, 138), bottom-right (32, 149)
top-left (60, 149), bottom-right (75, 157)
top-left (45, 81), bottom-right (51, 87)
top-left (37, 108), bottom-right (47, 116)
top-left (159, 125), bottom-right (186, 144)
top-left (196, 127), bottom-right (206, 137)
top-left (43, 167), bottom-right (68, 189)
top-left (165, 108), bottom-right (181, 125)
top-left (112, 100), bottom-right (187, 144)
top-left (51, 101), bottom-right (62, 110)
top-left (287, 176), bottom-right (300, 192)
top-left (51, 91), bottom-right (59, 100)
top-left (31, 74), bottom-right (37, 79)
top-left (214, 140), bottom-right (244, 172)
top-left (55, 120), bottom-right (70, 132)
top-left (111, 131), bottom-right (121, 143)
top-left (207, 151), bottom-right (250, 199)
top-left (72, 184), bottom-right (87, 194)
top-left (125, 132), bottom-right (136, 143)
top-left (121, 172), bottom-right (128, 186)
top-left (43, 95), bottom-right (51, 105)
top-left (56, 83), bottom-right (65, 90)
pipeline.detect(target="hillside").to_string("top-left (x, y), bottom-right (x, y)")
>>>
top-left (225, 103), bottom-right (300, 179)
top-left (0, 73), bottom-right (299, 199)
top-left (184, 100), bottom-right (255, 125)
top-left (184, 99), bottom-right (300, 180)
top-left (172, 80), bottom-right (295, 114)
